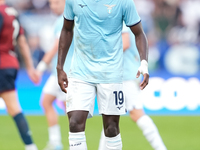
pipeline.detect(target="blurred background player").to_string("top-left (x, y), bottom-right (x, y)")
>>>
top-left (98, 24), bottom-right (167, 150)
top-left (0, 0), bottom-right (40, 150)
top-left (36, 0), bottom-right (73, 149)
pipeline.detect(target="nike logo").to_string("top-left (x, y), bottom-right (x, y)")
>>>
top-left (79, 4), bottom-right (87, 8)
top-left (117, 106), bottom-right (123, 110)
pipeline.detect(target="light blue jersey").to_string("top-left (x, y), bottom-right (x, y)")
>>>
top-left (64, 0), bottom-right (140, 83)
top-left (52, 15), bottom-right (74, 75)
top-left (122, 25), bottom-right (141, 81)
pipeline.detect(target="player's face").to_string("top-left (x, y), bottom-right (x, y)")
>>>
top-left (49, 0), bottom-right (65, 15)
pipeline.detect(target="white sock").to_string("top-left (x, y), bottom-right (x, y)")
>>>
top-left (25, 144), bottom-right (38, 150)
top-left (69, 131), bottom-right (87, 150)
top-left (137, 115), bottom-right (167, 150)
top-left (98, 129), bottom-right (107, 150)
top-left (105, 134), bottom-right (122, 150)
top-left (48, 124), bottom-right (62, 145)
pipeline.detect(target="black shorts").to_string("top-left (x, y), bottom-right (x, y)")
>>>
top-left (0, 68), bottom-right (18, 93)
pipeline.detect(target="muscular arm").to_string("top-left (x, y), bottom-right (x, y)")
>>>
top-left (122, 32), bottom-right (130, 52)
top-left (130, 22), bottom-right (148, 61)
top-left (57, 19), bottom-right (74, 70)
top-left (130, 22), bottom-right (149, 90)
top-left (56, 19), bottom-right (74, 93)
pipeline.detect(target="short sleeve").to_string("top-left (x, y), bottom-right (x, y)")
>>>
top-left (19, 26), bottom-right (24, 35)
top-left (122, 0), bottom-right (141, 27)
top-left (63, 0), bottom-right (74, 20)
top-left (122, 22), bottom-right (129, 33)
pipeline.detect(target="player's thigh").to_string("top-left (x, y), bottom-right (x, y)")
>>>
top-left (123, 80), bottom-right (143, 111)
top-left (0, 69), bottom-right (20, 116)
top-left (1, 90), bottom-right (21, 116)
top-left (97, 83), bottom-right (126, 116)
top-left (66, 78), bottom-right (96, 118)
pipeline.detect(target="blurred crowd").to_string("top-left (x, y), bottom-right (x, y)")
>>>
top-left (7, 0), bottom-right (200, 76)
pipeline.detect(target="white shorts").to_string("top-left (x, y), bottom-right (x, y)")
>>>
top-left (43, 75), bottom-right (66, 101)
top-left (66, 78), bottom-right (126, 118)
top-left (123, 80), bottom-right (143, 111)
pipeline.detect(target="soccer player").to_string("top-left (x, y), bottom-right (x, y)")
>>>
top-left (98, 24), bottom-right (167, 150)
top-left (0, 1), bottom-right (39, 150)
top-left (36, 0), bottom-right (73, 149)
top-left (57, 0), bottom-right (149, 149)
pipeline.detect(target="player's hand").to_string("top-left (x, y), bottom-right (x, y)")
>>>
top-left (34, 70), bottom-right (43, 84)
top-left (136, 71), bottom-right (149, 90)
top-left (27, 68), bottom-right (41, 84)
top-left (136, 60), bottom-right (149, 90)
top-left (57, 68), bottom-right (68, 93)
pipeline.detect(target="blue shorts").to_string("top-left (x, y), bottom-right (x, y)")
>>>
top-left (0, 68), bottom-right (18, 93)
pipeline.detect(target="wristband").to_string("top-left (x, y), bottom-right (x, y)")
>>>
top-left (36, 61), bottom-right (47, 72)
top-left (138, 60), bottom-right (149, 75)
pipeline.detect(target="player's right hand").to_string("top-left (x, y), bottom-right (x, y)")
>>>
top-left (57, 68), bottom-right (68, 93)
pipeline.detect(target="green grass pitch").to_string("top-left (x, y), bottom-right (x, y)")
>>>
top-left (0, 115), bottom-right (200, 150)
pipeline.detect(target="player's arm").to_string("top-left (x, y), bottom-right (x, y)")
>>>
top-left (130, 22), bottom-right (149, 90)
top-left (36, 39), bottom-right (59, 73)
top-left (17, 34), bottom-right (40, 84)
top-left (57, 19), bottom-right (74, 93)
top-left (42, 39), bottom-right (59, 64)
top-left (122, 32), bottom-right (130, 52)
top-left (0, 13), bottom-right (3, 32)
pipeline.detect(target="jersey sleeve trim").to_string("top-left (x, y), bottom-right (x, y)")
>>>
top-left (63, 16), bottom-right (74, 21)
top-left (126, 20), bottom-right (141, 27)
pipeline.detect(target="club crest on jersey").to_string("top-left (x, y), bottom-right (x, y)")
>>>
top-left (104, 4), bottom-right (116, 14)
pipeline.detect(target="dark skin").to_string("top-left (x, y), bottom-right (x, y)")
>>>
top-left (57, 19), bottom-right (149, 136)
top-left (130, 22), bottom-right (149, 90)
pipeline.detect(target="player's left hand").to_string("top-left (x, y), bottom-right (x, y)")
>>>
top-left (136, 60), bottom-right (149, 90)
top-left (27, 68), bottom-right (41, 84)
top-left (57, 68), bottom-right (68, 93)
top-left (136, 71), bottom-right (149, 90)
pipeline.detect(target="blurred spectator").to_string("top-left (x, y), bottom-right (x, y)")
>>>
top-left (152, 0), bottom-right (180, 40)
